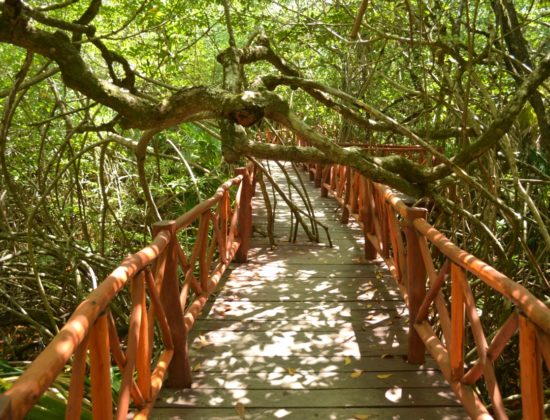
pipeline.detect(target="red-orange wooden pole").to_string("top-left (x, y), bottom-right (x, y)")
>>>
top-left (0, 396), bottom-right (11, 419)
top-left (89, 312), bottom-right (113, 420)
top-left (136, 272), bottom-right (151, 402)
top-left (152, 221), bottom-right (192, 388)
top-left (65, 333), bottom-right (90, 419)
top-left (341, 168), bottom-right (351, 224)
top-left (235, 167), bottom-right (253, 263)
top-left (519, 314), bottom-right (544, 420)
top-left (405, 207), bottom-right (428, 364)
top-left (314, 163), bottom-right (323, 188)
top-left (362, 179), bottom-right (377, 259)
top-left (450, 263), bottom-right (465, 382)
top-left (320, 164), bottom-right (330, 197)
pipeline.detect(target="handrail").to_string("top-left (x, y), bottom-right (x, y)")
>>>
top-left (0, 165), bottom-right (255, 420)
top-left (303, 158), bottom-right (550, 420)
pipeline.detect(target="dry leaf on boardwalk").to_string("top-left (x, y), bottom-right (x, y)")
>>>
top-left (376, 373), bottom-right (392, 379)
top-left (287, 367), bottom-right (297, 375)
top-left (193, 334), bottom-right (211, 349)
top-left (351, 369), bottom-right (363, 378)
top-left (344, 356), bottom-right (352, 365)
top-left (235, 402), bottom-right (246, 419)
top-left (353, 415), bottom-right (370, 420)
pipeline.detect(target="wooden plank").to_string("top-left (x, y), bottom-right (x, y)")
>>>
top-left (204, 302), bottom-right (408, 322)
top-left (185, 369), bottom-right (450, 390)
top-left (189, 329), bottom-right (410, 357)
top-left (151, 406), bottom-right (469, 420)
top-left (213, 289), bottom-right (404, 302)
top-left (194, 319), bottom-right (408, 333)
top-left (156, 387), bottom-right (461, 408)
top-left (190, 355), bottom-right (441, 374)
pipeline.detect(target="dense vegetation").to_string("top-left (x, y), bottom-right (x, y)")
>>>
top-left (0, 0), bottom-right (548, 413)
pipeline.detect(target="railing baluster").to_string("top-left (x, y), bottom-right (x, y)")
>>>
top-left (535, 328), bottom-right (550, 372)
top-left (450, 263), bottom-right (465, 382)
top-left (458, 269), bottom-right (506, 418)
top-left (107, 312), bottom-right (145, 407)
top-left (117, 273), bottom-right (144, 419)
top-left (341, 168), bottom-right (351, 223)
top-left (404, 207), bottom-right (427, 364)
top-left (65, 332), bottom-right (90, 419)
top-left (219, 191), bottom-right (229, 262)
top-left (314, 163), bottom-right (323, 188)
top-left (144, 266), bottom-right (174, 350)
top-left (519, 314), bottom-right (544, 420)
top-left (361, 178), bottom-right (377, 259)
top-left (417, 240), bottom-right (452, 345)
top-left (89, 312), bottom-right (112, 420)
top-left (152, 220), bottom-right (192, 388)
top-left (463, 312), bottom-right (518, 385)
top-left (137, 272), bottom-right (152, 402)
top-left (198, 213), bottom-right (210, 292)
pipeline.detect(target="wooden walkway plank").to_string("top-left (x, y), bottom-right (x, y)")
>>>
top-left (152, 162), bottom-right (467, 419)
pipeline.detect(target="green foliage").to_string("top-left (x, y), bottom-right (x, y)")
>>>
top-left (0, 360), bottom-right (92, 419)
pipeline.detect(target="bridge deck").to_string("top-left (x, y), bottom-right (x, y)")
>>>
top-left (152, 163), bottom-right (467, 419)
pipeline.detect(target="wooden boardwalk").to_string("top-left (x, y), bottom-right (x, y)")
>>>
top-left (152, 163), bottom-right (467, 419)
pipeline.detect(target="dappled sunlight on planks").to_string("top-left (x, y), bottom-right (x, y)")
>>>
top-left (153, 162), bottom-right (467, 419)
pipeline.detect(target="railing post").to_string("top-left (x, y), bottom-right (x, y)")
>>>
top-left (314, 163), bottom-right (323, 188)
top-left (0, 395), bottom-right (11, 420)
top-left (308, 163), bottom-right (315, 181)
top-left (404, 207), bottom-right (428, 364)
top-left (362, 179), bottom-right (377, 259)
top-left (235, 167), bottom-right (252, 263)
top-left (320, 165), bottom-right (329, 198)
top-left (519, 314), bottom-right (544, 420)
top-left (341, 168), bottom-right (351, 224)
top-left (152, 220), bottom-right (192, 388)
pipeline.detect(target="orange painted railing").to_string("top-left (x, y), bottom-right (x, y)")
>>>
top-left (0, 166), bottom-right (254, 420)
top-left (305, 160), bottom-right (550, 419)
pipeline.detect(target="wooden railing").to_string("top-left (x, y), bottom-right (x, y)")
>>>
top-left (0, 166), bottom-right (254, 420)
top-left (305, 160), bottom-right (550, 420)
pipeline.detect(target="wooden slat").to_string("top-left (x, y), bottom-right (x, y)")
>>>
top-left (519, 314), bottom-right (544, 420)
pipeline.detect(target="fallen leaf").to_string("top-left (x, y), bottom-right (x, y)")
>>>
top-left (353, 415), bottom-right (370, 420)
top-left (344, 356), bottom-right (352, 366)
top-left (193, 362), bottom-right (201, 371)
top-left (193, 335), bottom-right (211, 349)
top-left (287, 367), bottom-right (297, 375)
top-left (381, 353), bottom-right (392, 359)
top-left (376, 373), bottom-right (393, 379)
top-left (235, 402), bottom-right (246, 419)
top-left (351, 369), bottom-right (363, 378)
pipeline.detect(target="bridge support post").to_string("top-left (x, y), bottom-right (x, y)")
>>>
top-left (235, 166), bottom-right (253, 263)
top-left (153, 220), bottom-right (192, 388)
top-left (404, 207), bottom-right (428, 364)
